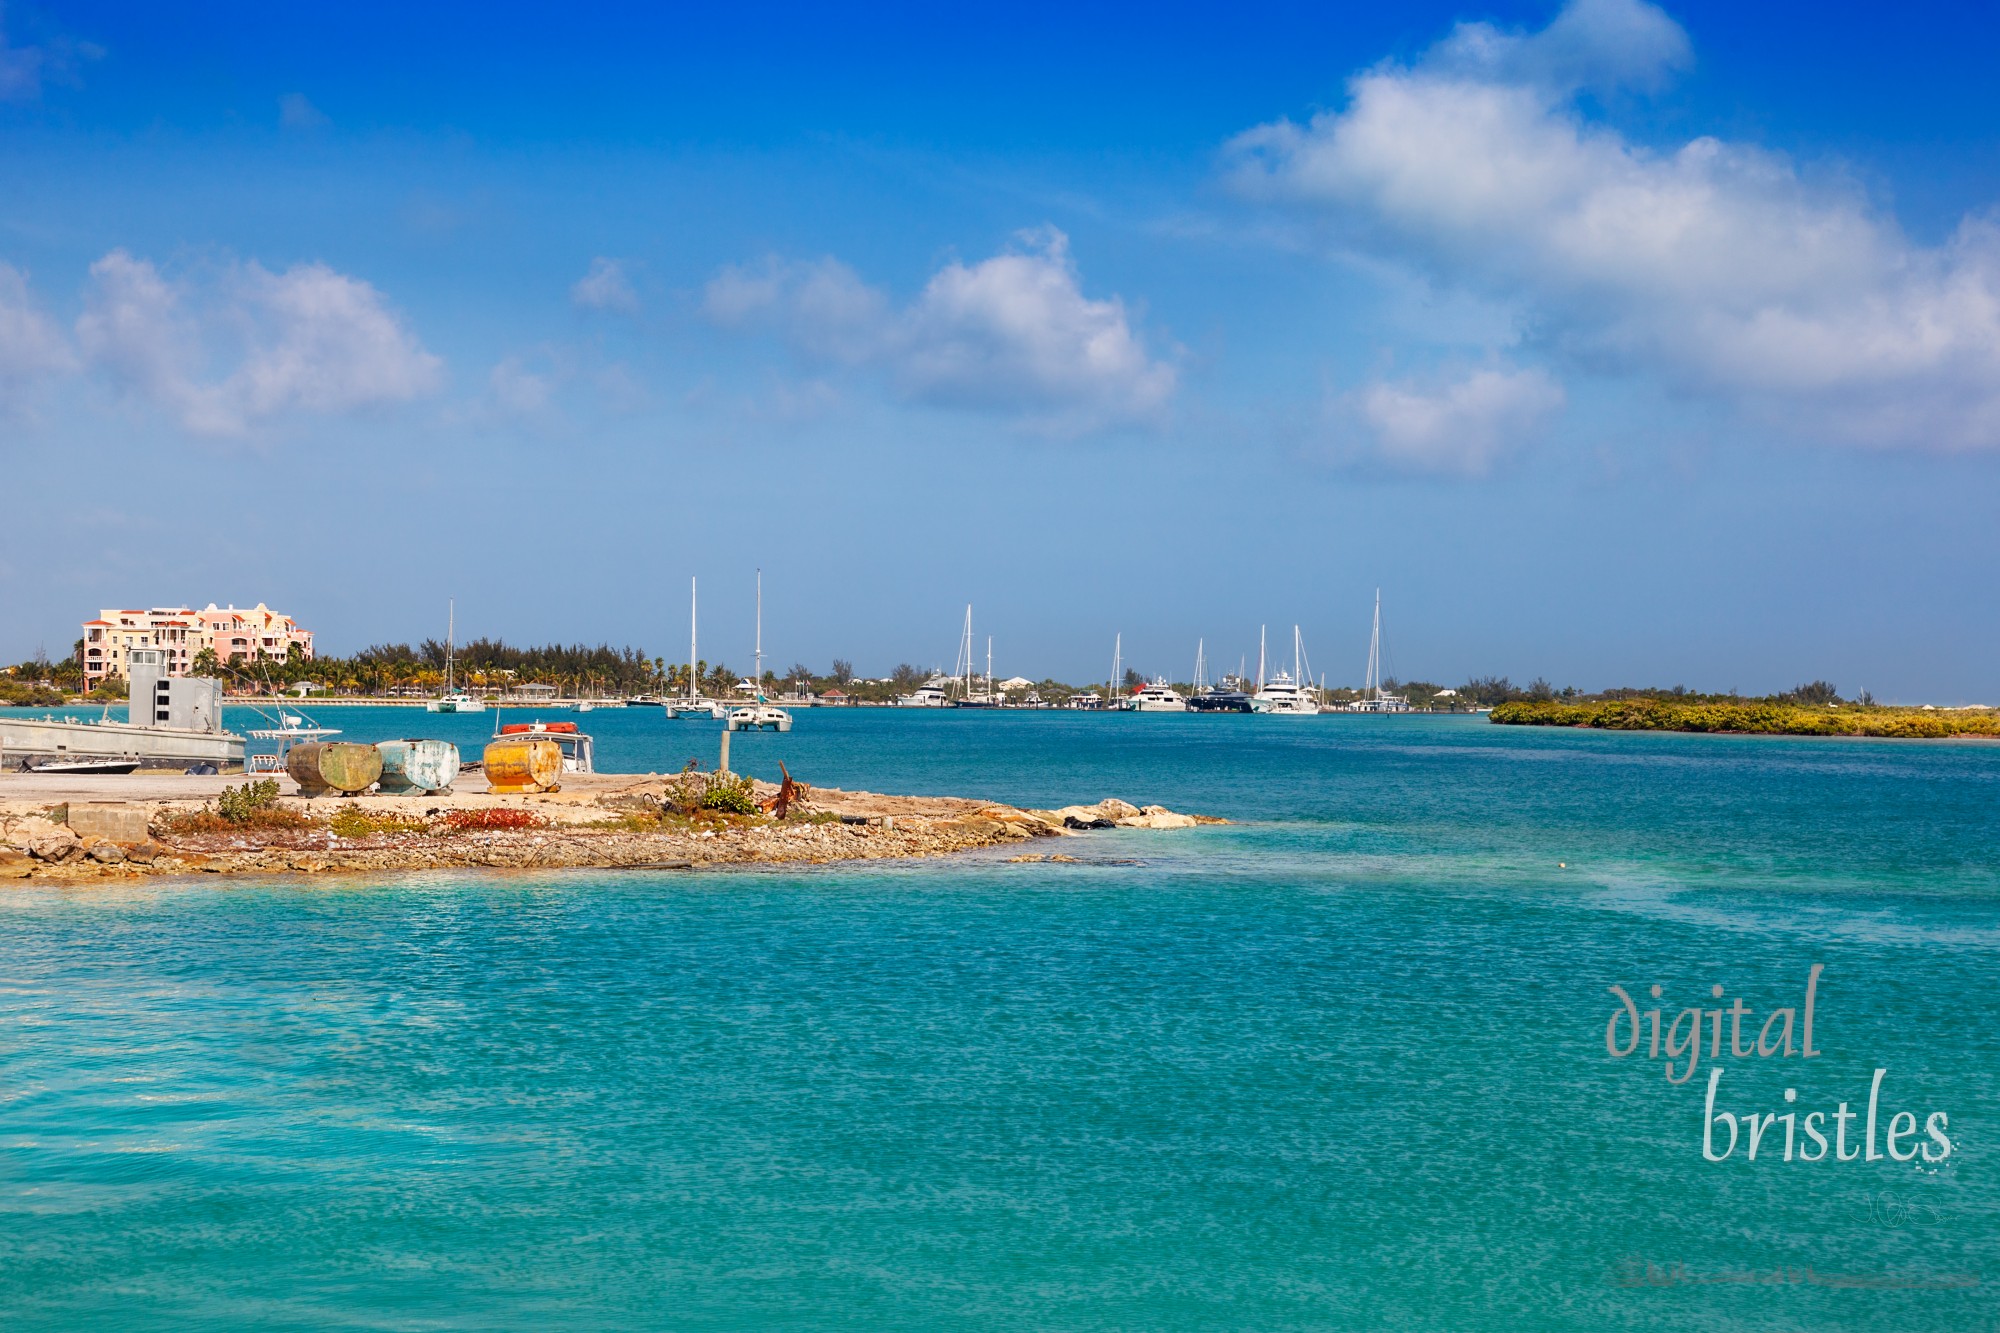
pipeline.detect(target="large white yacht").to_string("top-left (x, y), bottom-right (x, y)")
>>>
top-left (1131, 678), bottom-right (1188, 712)
top-left (1249, 625), bottom-right (1321, 715)
top-left (1251, 669), bottom-right (1319, 715)
top-left (897, 684), bottom-right (949, 707)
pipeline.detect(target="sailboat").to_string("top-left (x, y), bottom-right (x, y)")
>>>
top-left (1251, 624), bottom-right (1321, 715)
top-left (949, 609), bottom-right (1001, 707)
top-left (1349, 590), bottom-right (1411, 712)
top-left (667, 577), bottom-right (725, 719)
top-left (726, 569), bottom-right (792, 731)
top-left (426, 599), bottom-right (485, 713)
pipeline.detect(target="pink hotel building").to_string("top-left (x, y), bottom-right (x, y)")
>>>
top-left (81, 604), bottom-right (315, 689)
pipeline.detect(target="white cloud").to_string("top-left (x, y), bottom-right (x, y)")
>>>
top-left (0, 263), bottom-right (76, 400)
top-left (1429, 0), bottom-right (1690, 95)
top-left (278, 92), bottom-right (330, 129)
top-left (703, 227), bottom-right (1176, 427)
top-left (1224, 0), bottom-right (2000, 451)
top-left (571, 257), bottom-right (640, 314)
top-left (1354, 366), bottom-right (1565, 475)
top-left (0, 12), bottom-right (44, 102)
top-left (0, 9), bottom-right (101, 103)
top-left (77, 250), bottom-right (442, 436)
top-left (489, 354), bottom-right (554, 414)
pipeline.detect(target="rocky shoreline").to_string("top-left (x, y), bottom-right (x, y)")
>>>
top-left (0, 773), bottom-right (1224, 883)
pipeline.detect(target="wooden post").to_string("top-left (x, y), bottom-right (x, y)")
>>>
top-left (719, 727), bottom-right (731, 776)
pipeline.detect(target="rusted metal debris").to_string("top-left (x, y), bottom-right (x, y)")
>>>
top-left (758, 761), bottom-right (812, 819)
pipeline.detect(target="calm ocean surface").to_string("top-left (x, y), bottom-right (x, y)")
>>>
top-left (2, 707), bottom-right (1996, 1330)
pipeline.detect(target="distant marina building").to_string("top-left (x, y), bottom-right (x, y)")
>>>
top-left (81, 603), bottom-right (314, 689)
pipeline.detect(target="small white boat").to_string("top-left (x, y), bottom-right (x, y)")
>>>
top-left (668, 698), bottom-right (726, 719)
top-left (1065, 692), bottom-right (1104, 711)
top-left (21, 758), bottom-right (142, 775)
top-left (427, 601), bottom-right (485, 712)
top-left (726, 705), bottom-right (792, 732)
top-left (897, 686), bottom-right (950, 707)
top-left (1131, 679), bottom-right (1188, 712)
top-left (427, 689), bottom-right (484, 714)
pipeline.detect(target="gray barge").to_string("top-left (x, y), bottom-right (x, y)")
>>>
top-left (1, 649), bottom-right (244, 772)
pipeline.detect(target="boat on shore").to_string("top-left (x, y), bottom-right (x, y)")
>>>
top-left (18, 758), bottom-right (143, 775)
top-left (496, 720), bottom-right (595, 773)
top-left (1, 649), bottom-right (243, 770)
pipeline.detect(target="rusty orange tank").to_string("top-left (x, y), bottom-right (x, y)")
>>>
top-left (482, 737), bottom-right (563, 794)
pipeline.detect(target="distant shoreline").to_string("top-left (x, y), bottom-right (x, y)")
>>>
top-left (1489, 699), bottom-right (2000, 740)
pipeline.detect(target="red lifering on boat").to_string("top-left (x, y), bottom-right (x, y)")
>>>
top-left (500, 721), bottom-right (580, 734)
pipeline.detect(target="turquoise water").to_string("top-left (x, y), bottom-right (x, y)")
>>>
top-left (2, 709), bottom-right (1996, 1330)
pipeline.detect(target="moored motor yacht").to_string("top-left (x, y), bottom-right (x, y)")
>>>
top-left (1131, 678), bottom-right (1188, 712)
top-left (1251, 670), bottom-right (1319, 714)
top-left (1187, 686), bottom-right (1254, 713)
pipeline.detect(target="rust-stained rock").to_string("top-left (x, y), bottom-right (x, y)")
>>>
top-left (28, 829), bottom-right (80, 861)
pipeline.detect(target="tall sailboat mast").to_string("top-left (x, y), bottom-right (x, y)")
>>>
top-left (1365, 589), bottom-right (1383, 701)
top-left (960, 605), bottom-right (974, 701)
top-left (754, 569), bottom-right (763, 700)
top-left (986, 636), bottom-right (993, 698)
top-left (1194, 638), bottom-right (1207, 692)
top-left (1111, 632), bottom-right (1122, 703)
top-left (688, 577), bottom-right (698, 702)
top-left (1257, 625), bottom-right (1267, 689)
top-left (445, 598), bottom-right (454, 694)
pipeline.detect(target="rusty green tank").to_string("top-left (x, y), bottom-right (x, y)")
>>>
top-left (285, 741), bottom-right (384, 796)
top-left (375, 739), bottom-right (460, 796)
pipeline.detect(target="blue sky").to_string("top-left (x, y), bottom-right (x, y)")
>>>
top-left (2, 0), bottom-right (1998, 699)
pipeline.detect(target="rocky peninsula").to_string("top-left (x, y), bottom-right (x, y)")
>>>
top-left (0, 770), bottom-right (1223, 883)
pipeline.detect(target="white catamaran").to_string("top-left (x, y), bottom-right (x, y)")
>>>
top-left (726, 569), bottom-right (792, 732)
top-left (427, 598), bottom-right (485, 713)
